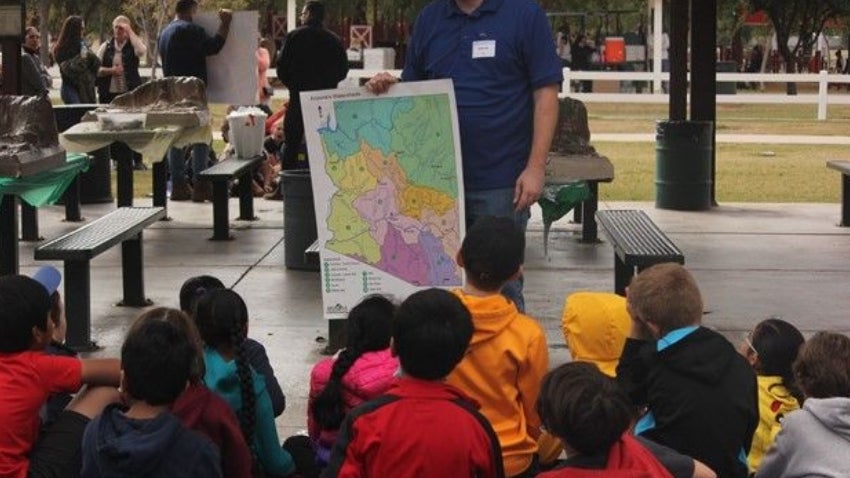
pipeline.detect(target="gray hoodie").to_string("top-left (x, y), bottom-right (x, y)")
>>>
top-left (755, 397), bottom-right (850, 477)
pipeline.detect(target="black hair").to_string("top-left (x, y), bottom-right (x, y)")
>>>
top-left (176, 0), bottom-right (198, 15)
top-left (122, 308), bottom-right (195, 406)
top-left (53, 15), bottom-right (84, 64)
top-left (393, 288), bottom-right (472, 380)
top-left (459, 216), bottom-right (524, 292)
top-left (179, 275), bottom-right (225, 315)
top-left (0, 275), bottom-right (51, 352)
top-left (311, 295), bottom-right (395, 429)
top-left (537, 362), bottom-right (633, 456)
top-left (751, 318), bottom-right (805, 404)
top-left (304, 1), bottom-right (325, 24)
top-left (194, 289), bottom-right (256, 445)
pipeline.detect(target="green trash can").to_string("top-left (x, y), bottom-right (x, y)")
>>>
top-left (655, 120), bottom-right (713, 211)
top-left (282, 169), bottom-right (319, 271)
top-left (716, 61), bottom-right (738, 95)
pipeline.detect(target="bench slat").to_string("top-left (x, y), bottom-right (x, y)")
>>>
top-left (199, 155), bottom-right (264, 180)
top-left (596, 210), bottom-right (683, 267)
top-left (35, 207), bottom-right (165, 261)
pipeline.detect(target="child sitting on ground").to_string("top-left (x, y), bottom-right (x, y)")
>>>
top-left (561, 291), bottom-right (630, 377)
top-left (194, 289), bottom-right (300, 477)
top-left (0, 274), bottom-right (120, 478)
top-left (166, 307), bottom-right (254, 478)
top-left (308, 295), bottom-right (398, 469)
top-left (537, 362), bottom-right (717, 478)
top-left (179, 275), bottom-right (286, 416)
top-left (538, 362), bottom-right (672, 477)
top-left (31, 266), bottom-right (78, 428)
top-left (449, 216), bottom-right (549, 478)
top-left (323, 288), bottom-right (504, 477)
top-left (755, 332), bottom-right (850, 477)
top-left (738, 317), bottom-right (805, 473)
top-left (81, 307), bottom-right (222, 477)
top-left (617, 263), bottom-right (758, 478)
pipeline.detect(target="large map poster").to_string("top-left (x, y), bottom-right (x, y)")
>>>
top-left (302, 79), bottom-right (465, 319)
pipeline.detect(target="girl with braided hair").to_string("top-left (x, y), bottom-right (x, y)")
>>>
top-left (307, 295), bottom-right (399, 468)
top-left (194, 289), bottom-right (295, 477)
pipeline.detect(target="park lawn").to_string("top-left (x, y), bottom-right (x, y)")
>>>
top-left (595, 142), bottom-right (842, 203)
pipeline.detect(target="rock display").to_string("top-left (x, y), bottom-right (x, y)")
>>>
top-left (82, 77), bottom-right (210, 128)
top-left (0, 95), bottom-right (65, 177)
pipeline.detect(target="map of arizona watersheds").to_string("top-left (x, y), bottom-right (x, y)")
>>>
top-left (302, 79), bottom-right (465, 319)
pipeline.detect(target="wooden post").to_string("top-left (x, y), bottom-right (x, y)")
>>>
top-left (690, 0), bottom-right (717, 205)
top-left (668, 0), bottom-right (688, 121)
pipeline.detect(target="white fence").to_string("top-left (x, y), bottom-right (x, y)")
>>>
top-left (47, 66), bottom-right (850, 121)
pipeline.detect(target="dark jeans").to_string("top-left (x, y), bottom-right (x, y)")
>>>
top-left (282, 98), bottom-right (307, 171)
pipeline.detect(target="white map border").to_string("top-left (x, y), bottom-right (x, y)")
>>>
top-left (301, 79), bottom-right (465, 320)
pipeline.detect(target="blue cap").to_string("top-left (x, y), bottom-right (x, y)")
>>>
top-left (32, 266), bottom-right (61, 296)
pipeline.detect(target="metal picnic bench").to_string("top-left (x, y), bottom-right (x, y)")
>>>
top-left (198, 155), bottom-right (264, 240)
top-left (34, 207), bottom-right (165, 350)
top-left (827, 160), bottom-right (850, 227)
top-left (596, 209), bottom-right (685, 296)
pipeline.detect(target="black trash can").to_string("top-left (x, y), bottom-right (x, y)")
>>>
top-left (656, 120), bottom-right (713, 211)
top-left (283, 169), bottom-right (319, 271)
top-left (53, 104), bottom-right (113, 204)
top-left (716, 61), bottom-right (738, 95)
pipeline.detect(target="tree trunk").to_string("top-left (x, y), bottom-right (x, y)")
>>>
top-left (778, 43), bottom-right (798, 95)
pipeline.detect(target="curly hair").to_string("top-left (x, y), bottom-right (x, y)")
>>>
top-left (311, 295), bottom-right (395, 430)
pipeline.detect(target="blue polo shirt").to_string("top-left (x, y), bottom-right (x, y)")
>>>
top-left (402, 0), bottom-right (562, 191)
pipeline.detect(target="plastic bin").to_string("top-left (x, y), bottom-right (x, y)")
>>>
top-left (282, 169), bottom-right (319, 271)
top-left (655, 120), bottom-right (713, 211)
top-left (227, 108), bottom-right (267, 158)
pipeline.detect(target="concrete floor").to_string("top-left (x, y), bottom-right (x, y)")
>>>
top-left (16, 197), bottom-right (850, 438)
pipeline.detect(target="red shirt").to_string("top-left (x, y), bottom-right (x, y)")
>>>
top-left (324, 377), bottom-right (505, 478)
top-left (0, 351), bottom-right (82, 478)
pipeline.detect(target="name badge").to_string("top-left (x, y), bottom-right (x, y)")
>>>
top-left (472, 40), bottom-right (496, 59)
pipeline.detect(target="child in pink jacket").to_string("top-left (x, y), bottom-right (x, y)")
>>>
top-left (308, 295), bottom-right (398, 467)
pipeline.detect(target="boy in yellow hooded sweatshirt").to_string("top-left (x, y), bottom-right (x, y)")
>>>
top-left (448, 216), bottom-right (549, 478)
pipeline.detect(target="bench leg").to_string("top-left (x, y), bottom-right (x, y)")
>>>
top-left (211, 180), bottom-right (232, 240)
top-left (237, 170), bottom-right (258, 221)
top-left (120, 233), bottom-right (150, 306)
top-left (20, 202), bottom-right (42, 242)
top-left (580, 182), bottom-right (600, 243)
top-left (152, 161), bottom-right (170, 221)
top-left (614, 255), bottom-right (633, 297)
top-left (0, 195), bottom-right (19, 275)
top-left (64, 259), bottom-right (98, 351)
top-left (841, 173), bottom-right (850, 227)
top-left (62, 176), bottom-right (83, 222)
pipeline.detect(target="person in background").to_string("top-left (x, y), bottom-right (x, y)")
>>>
top-left (96, 15), bottom-right (146, 104)
top-left (53, 15), bottom-right (100, 104)
top-left (257, 37), bottom-right (274, 108)
top-left (21, 27), bottom-right (51, 97)
top-left (158, 0), bottom-right (232, 202)
top-left (275, 0), bottom-right (348, 171)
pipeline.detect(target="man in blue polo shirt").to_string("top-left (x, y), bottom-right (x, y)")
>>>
top-left (368, 0), bottom-right (562, 311)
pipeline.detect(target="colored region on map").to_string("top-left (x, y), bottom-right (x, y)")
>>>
top-left (317, 94), bottom-right (462, 287)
